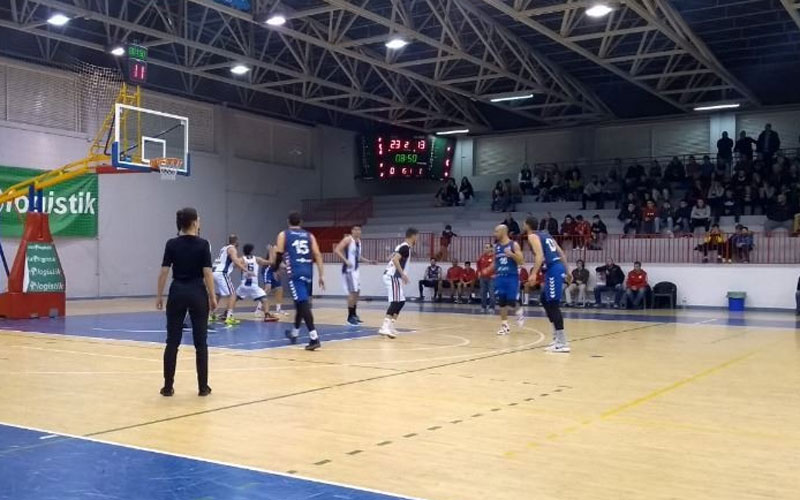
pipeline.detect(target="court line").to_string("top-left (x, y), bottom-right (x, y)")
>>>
top-left (0, 421), bottom-right (427, 500)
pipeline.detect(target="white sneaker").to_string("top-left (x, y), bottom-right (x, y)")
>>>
top-left (378, 327), bottom-right (397, 339)
top-left (515, 309), bottom-right (525, 327)
top-left (389, 322), bottom-right (399, 336)
top-left (497, 325), bottom-right (510, 336)
top-left (545, 344), bottom-right (571, 353)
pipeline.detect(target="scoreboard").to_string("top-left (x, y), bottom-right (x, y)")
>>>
top-left (359, 134), bottom-right (455, 180)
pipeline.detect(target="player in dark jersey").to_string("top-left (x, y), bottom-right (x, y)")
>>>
top-left (524, 217), bottom-right (572, 353)
top-left (274, 211), bottom-right (326, 351)
top-left (379, 227), bottom-right (418, 338)
top-left (493, 224), bottom-right (525, 335)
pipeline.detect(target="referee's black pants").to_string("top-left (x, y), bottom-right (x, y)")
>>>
top-left (164, 279), bottom-right (209, 391)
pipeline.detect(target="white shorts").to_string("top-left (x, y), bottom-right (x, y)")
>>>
top-left (383, 273), bottom-right (405, 303)
top-left (342, 269), bottom-right (360, 294)
top-left (213, 272), bottom-right (235, 297)
top-left (236, 282), bottom-right (267, 301)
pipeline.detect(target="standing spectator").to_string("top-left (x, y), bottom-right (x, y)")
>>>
top-left (437, 224), bottom-right (457, 261)
top-left (418, 258), bottom-right (443, 301)
top-left (565, 259), bottom-right (589, 307)
top-left (443, 261), bottom-right (464, 302)
top-left (594, 259), bottom-right (625, 308)
top-left (476, 244), bottom-right (495, 313)
top-left (590, 214), bottom-right (608, 249)
top-left (623, 261), bottom-right (649, 309)
top-left (735, 131), bottom-right (757, 162)
top-left (539, 212), bottom-right (560, 235)
top-left (764, 193), bottom-right (795, 234)
top-left (717, 131), bottom-right (734, 167)
top-left (582, 175), bottom-right (604, 209)
top-left (457, 262), bottom-right (478, 304)
top-left (690, 198), bottom-right (712, 233)
top-left (664, 156), bottom-right (686, 183)
top-left (459, 177), bottom-right (474, 203)
top-left (641, 199), bottom-right (658, 234)
top-left (502, 213), bottom-right (521, 239)
top-left (618, 202), bottom-right (640, 235)
top-left (695, 224), bottom-right (728, 263)
top-left (757, 123), bottom-right (781, 166)
top-left (574, 215), bottom-right (592, 249)
top-left (519, 163), bottom-right (534, 195)
top-left (659, 200), bottom-right (675, 235)
top-left (675, 199), bottom-right (692, 234)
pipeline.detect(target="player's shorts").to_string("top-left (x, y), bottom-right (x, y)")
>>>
top-left (236, 282), bottom-right (267, 301)
top-left (494, 275), bottom-right (519, 303)
top-left (541, 262), bottom-right (566, 303)
top-left (342, 269), bottom-right (360, 294)
top-left (288, 276), bottom-right (312, 303)
top-left (383, 273), bottom-right (405, 303)
top-left (213, 272), bottom-right (235, 297)
top-left (263, 268), bottom-right (281, 289)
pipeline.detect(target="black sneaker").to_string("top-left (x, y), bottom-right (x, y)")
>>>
top-left (159, 387), bottom-right (174, 397)
top-left (305, 339), bottom-right (321, 351)
top-left (355, 316), bottom-right (364, 323)
top-left (284, 330), bottom-right (298, 344)
top-left (198, 386), bottom-right (212, 397)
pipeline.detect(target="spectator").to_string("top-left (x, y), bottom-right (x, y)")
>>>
top-left (521, 266), bottom-right (543, 305)
top-left (700, 155), bottom-right (715, 180)
top-left (604, 172), bottom-right (622, 208)
top-left (574, 215), bottom-right (592, 249)
top-left (690, 198), bottom-right (712, 233)
top-left (731, 168), bottom-right (750, 197)
top-left (476, 243), bottom-right (495, 312)
top-left (707, 179), bottom-right (725, 220)
top-left (519, 163), bottom-right (534, 195)
top-left (418, 258), bottom-right (442, 301)
top-left (659, 200), bottom-right (675, 235)
top-left (561, 214), bottom-right (577, 239)
top-left (582, 175), bottom-right (604, 209)
top-left (623, 261), bottom-right (649, 309)
top-left (730, 225), bottom-right (753, 263)
top-left (538, 171), bottom-right (552, 201)
top-left (539, 211), bottom-right (559, 235)
top-left (567, 170), bottom-right (583, 201)
top-left (618, 202), bottom-right (640, 235)
top-left (594, 259), bottom-right (625, 308)
top-left (504, 178), bottom-right (522, 208)
top-left (491, 181), bottom-right (506, 212)
top-left (590, 214), bottom-right (608, 249)
top-left (458, 262), bottom-right (478, 304)
top-left (550, 172), bottom-right (566, 201)
top-left (742, 185), bottom-right (757, 216)
top-left (641, 199), bottom-right (658, 234)
top-left (688, 179), bottom-right (706, 205)
top-left (717, 131), bottom-right (734, 166)
top-left (437, 224), bottom-right (457, 260)
top-left (764, 193), bottom-right (795, 234)
top-left (757, 123), bottom-right (781, 165)
top-left (649, 160), bottom-right (662, 180)
top-left (694, 224), bottom-right (727, 263)
top-left (502, 212), bottom-right (521, 239)
top-left (735, 131), bottom-right (756, 162)
top-left (625, 162), bottom-right (645, 184)
top-left (565, 259), bottom-right (589, 307)
top-left (435, 179), bottom-right (458, 207)
top-left (720, 189), bottom-right (741, 223)
top-left (675, 199), bottom-right (692, 234)
top-left (664, 156), bottom-right (686, 183)
top-left (459, 177), bottom-right (474, 203)
top-left (443, 261), bottom-right (463, 302)
top-left (757, 178), bottom-right (776, 214)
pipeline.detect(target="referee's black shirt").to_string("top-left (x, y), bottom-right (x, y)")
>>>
top-left (162, 235), bottom-right (212, 281)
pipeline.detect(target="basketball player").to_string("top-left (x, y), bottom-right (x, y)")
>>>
top-left (525, 217), bottom-right (571, 353)
top-left (493, 224), bottom-right (525, 336)
top-left (226, 243), bottom-right (276, 323)
top-left (379, 227), bottom-right (418, 338)
top-left (274, 211), bottom-right (325, 351)
top-left (212, 235), bottom-right (247, 326)
top-left (256, 243), bottom-right (283, 321)
top-left (334, 225), bottom-right (375, 325)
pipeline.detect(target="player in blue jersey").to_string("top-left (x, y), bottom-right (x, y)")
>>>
top-left (256, 243), bottom-right (284, 321)
top-left (274, 211), bottom-right (326, 351)
top-left (525, 217), bottom-right (572, 353)
top-left (493, 224), bottom-right (525, 336)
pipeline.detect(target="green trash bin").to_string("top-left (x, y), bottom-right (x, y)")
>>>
top-left (727, 291), bottom-right (746, 312)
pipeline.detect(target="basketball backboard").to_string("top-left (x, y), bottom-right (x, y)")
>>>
top-left (112, 104), bottom-right (190, 176)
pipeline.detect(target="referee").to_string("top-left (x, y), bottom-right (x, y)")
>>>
top-left (156, 207), bottom-right (217, 397)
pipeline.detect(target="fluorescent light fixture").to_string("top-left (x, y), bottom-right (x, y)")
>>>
top-left (47, 13), bottom-right (70, 26)
top-left (693, 103), bottom-right (741, 112)
top-left (385, 38), bottom-right (408, 49)
top-left (230, 64), bottom-right (250, 75)
top-left (586, 4), bottom-right (613, 18)
top-left (265, 15), bottom-right (286, 26)
top-left (489, 93), bottom-right (534, 103)
top-left (110, 46), bottom-right (125, 57)
top-left (436, 129), bottom-right (469, 136)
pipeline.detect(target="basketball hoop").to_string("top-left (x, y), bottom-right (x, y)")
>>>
top-left (150, 157), bottom-right (183, 181)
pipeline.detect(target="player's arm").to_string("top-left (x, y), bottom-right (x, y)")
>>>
top-left (156, 266), bottom-right (169, 310)
top-left (333, 236), bottom-right (351, 265)
top-left (554, 242), bottom-right (571, 283)
top-left (203, 267), bottom-right (216, 310)
top-left (509, 242), bottom-right (525, 265)
top-left (272, 232), bottom-right (285, 270)
top-left (255, 256), bottom-right (271, 267)
top-left (310, 233), bottom-right (325, 290)
top-left (529, 236), bottom-right (545, 283)
top-left (227, 246), bottom-right (247, 273)
top-left (391, 251), bottom-right (410, 284)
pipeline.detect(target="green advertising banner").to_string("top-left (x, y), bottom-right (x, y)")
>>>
top-left (23, 242), bottom-right (66, 293)
top-left (0, 165), bottom-right (98, 237)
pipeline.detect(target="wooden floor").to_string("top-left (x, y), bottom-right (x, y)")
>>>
top-left (2, 298), bottom-right (799, 499)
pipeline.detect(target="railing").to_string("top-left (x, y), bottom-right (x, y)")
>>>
top-left (320, 233), bottom-right (800, 265)
top-left (301, 197), bottom-right (373, 226)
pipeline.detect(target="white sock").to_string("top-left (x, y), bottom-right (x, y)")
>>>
top-left (276, 304), bottom-right (282, 312)
top-left (502, 320), bottom-right (509, 328)
top-left (291, 327), bottom-right (300, 337)
top-left (382, 318), bottom-right (391, 329)
top-left (309, 330), bottom-right (319, 340)
top-left (226, 310), bottom-right (233, 319)
top-left (256, 302), bottom-right (263, 311)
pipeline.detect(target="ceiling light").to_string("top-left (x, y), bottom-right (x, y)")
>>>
top-left (110, 46), bottom-right (125, 57)
top-left (586, 4), bottom-right (613, 18)
top-left (265, 15), bottom-right (286, 26)
top-left (47, 13), bottom-right (70, 26)
top-left (489, 93), bottom-right (534, 103)
top-left (385, 38), bottom-right (408, 49)
top-left (436, 129), bottom-right (469, 136)
top-left (693, 103), bottom-right (741, 112)
top-left (230, 64), bottom-right (250, 75)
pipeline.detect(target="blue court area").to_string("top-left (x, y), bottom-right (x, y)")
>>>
top-left (0, 311), bottom-right (380, 350)
top-left (0, 424), bottom-right (412, 500)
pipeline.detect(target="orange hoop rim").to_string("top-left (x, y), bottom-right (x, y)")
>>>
top-left (149, 157), bottom-right (184, 170)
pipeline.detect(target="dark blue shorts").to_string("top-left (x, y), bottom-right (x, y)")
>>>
top-left (494, 275), bottom-right (519, 302)
top-left (541, 262), bottom-right (566, 303)
top-left (263, 268), bottom-right (281, 289)
top-left (288, 277), bottom-right (312, 302)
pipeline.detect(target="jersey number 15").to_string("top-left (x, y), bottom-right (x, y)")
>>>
top-left (292, 239), bottom-right (310, 255)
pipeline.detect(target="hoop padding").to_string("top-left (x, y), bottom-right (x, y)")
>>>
top-left (151, 157), bottom-right (183, 181)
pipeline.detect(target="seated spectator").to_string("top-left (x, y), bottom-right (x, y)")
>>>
top-left (561, 214), bottom-right (577, 240)
top-left (549, 172), bottom-right (566, 201)
top-left (764, 193), bottom-right (795, 235)
top-left (720, 189), bottom-right (741, 222)
top-left (537, 171), bottom-right (552, 201)
top-left (502, 213), bottom-right (521, 239)
top-left (641, 199), bottom-right (658, 234)
top-left (418, 258), bottom-right (442, 301)
top-left (757, 179), bottom-right (776, 215)
top-left (437, 224), bottom-right (457, 260)
top-left (443, 261), bottom-right (463, 302)
top-left (594, 259), bottom-right (625, 308)
top-left (742, 185), bottom-right (757, 216)
top-left (476, 244), bottom-right (495, 312)
top-left (518, 164), bottom-right (534, 195)
top-left (690, 199), bottom-right (712, 233)
top-left (567, 170), bottom-right (583, 201)
top-left (659, 200), bottom-right (675, 235)
top-left (700, 155), bottom-right (715, 180)
top-left (694, 224), bottom-right (728, 263)
top-left (685, 155), bottom-right (700, 179)
top-left (664, 156), bottom-right (686, 183)
top-left (457, 261), bottom-right (478, 304)
top-left (731, 168), bottom-right (750, 197)
top-left (582, 175), bottom-right (604, 209)
top-left (675, 199), bottom-right (692, 234)
top-left (590, 214), bottom-right (608, 249)
top-left (435, 179), bottom-right (459, 207)
top-left (491, 181), bottom-right (506, 212)
top-left (565, 259), bottom-right (589, 307)
top-left (574, 215), bottom-right (592, 249)
top-left (459, 177), bottom-right (474, 203)
top-left (688, 179), bottom-right (705, 204)
top-left (618, 202), bottom-right (640, 235)
top-left (539, 211), bottom-right (559, 235)
top-left (603, 173), bottom-right (622, 208)
top-left (730, 225), bottom-right (754, 263)
top-left (623, 261), bottom-right (649, 309)
top-left (707, 179), bottom-right (725, 219)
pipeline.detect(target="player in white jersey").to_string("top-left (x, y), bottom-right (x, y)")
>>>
top-left (211, 234), bottom-right (247, 325)
top-left (334, 225), bottom-right (375, 326)
top-left (226, 243), bottom-right (275, 323)
top-left (379, 228), bottom-right (418, 338)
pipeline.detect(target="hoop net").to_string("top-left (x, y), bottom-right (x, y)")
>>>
top-left (74, 61), bottom-right (123, 136)
top-left (151, 157), bottom-right (183, 181)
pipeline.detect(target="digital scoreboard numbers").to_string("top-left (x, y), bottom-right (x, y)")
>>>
top-left (126, 44), bottom-right (148, 85)
top-left (359, 134), bottom-right (455, 181)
